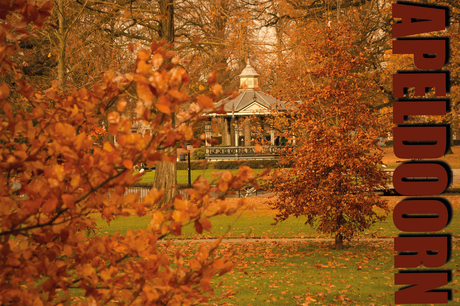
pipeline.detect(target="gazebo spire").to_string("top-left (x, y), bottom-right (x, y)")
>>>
top-left (239, 58), bottom-right (259, 91)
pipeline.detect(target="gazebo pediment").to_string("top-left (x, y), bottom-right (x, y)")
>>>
top-left (238, 101), bottom-right (269, 115)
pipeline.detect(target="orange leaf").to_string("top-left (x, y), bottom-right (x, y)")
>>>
top-left (107, 112), bottom-right (120, 124)
top-left (218, 182), bottom-right (228, 192)
top-left (197, 246), bottom-right (209, 262)
top-left (152, 53), bottom-right (163, 68)
top-left (168, 89), bottom-right (182, 100)
top-left (117, 99), bottom-right (127, 112)
top-left (137, 84), bottom-right (153, 104)
top-left (137, 49), bottom-right (150, 60)
top-left (156, 103), bottom-right (171, 114)
top-left (196, 95), bottom-right (214, 109)
top-left (221, 171), bottom-right (232, 182)
top-left (108, 123), bottom-right (119, 136)
top-left (189, 258), bottom-right (202, 270)
top-left (213, 259), bottom-right (225, 269)
top-left (123, 160), bottom-right (133, 169)
top-left (62, 194), bottom-right (75, 208)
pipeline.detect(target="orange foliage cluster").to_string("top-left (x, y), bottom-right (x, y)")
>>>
top-left (0, 2), bottom-right (263, 305)
top-left (90, 126), bottom-right (107, 137)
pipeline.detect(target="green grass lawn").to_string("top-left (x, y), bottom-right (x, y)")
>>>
top-left (95, 196), bottom-right (460, 239)
top-left (91, 195), bottom-right (460, 305)
top-left (206, 240), bottom-right (460, 305)
top-left (138, 169), bottom-right (269, 185)
top-left (382, 145), bottom-right (460, 169)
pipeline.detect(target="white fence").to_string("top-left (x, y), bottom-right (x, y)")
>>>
top-left (122, 187), bottom-right (189, 201)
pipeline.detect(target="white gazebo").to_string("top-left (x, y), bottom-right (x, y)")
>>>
top-left (204, 61), bottom-right (289, 161)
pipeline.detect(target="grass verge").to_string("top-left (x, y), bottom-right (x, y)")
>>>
top-left (95, 196), bottom-right (460, 239)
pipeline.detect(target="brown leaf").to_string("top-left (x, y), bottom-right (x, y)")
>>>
top-left (200, 218), bottom-right (212, 232)
top-left (207, 70), bottom-right (218, 85)
top-left (128, 43), bottom-right (134, 53)
top-left (194, 219), bottom-right (203, 234)
top-left (0, 82), bottom-right (9, 100)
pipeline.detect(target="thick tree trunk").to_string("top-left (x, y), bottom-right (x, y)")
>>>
top-left (154, 147), bottom-right (178, 207)
top-left (335, 233), bottom-right (344, 250)
top-left (153, 0), bottom-right (177, 206)
top-left (446, 132), bottom-right (454, 154)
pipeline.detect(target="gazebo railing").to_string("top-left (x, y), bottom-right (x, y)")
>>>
top-left (206, 145), bottom-right (290, 160)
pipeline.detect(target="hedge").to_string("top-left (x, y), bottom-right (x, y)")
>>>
top-left (176, 159), bottom-right (292, 170)
top-left (177, 161), bottom-right (210, 170)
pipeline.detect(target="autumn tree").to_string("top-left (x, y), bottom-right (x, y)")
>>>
top-left (269, 21), bottom-right (389, 250)
top-left (0, 2), bottom-right (260, 305)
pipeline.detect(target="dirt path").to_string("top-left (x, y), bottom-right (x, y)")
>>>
top-left (163, 237), bottom-right (460, 244)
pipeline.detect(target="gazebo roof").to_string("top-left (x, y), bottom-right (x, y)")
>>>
top-left (238, 62), bottom-right (259, 78)
top-left (215, 90), bottom-right (285, 116)
top-left (205, 60), bottom-right (286, 117)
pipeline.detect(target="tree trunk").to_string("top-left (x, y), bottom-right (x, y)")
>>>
top-left (158, 0), bottom-right (174, 41)
top-left (446, 132), bottom-right (454, 154)
top-left (153, 0), bottom-right (177, 206)
top-left (335, 233), bottom-right (344, 250)
top-left (154, 147), bottom-right (178, 207)
top-left (57, 0), bottom-right (66, 87)
top-left (335, 213), bottom-right (345, 250)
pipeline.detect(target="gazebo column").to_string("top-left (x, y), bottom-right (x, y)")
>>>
top-left (244, 117), bottom-right (251, 146)
top-left (270, 124), bottom-right (275, 145)
top-left (231, 118), bottom-right (235, 146)
top-left (225, 118), bottom-right (231, 145)
top-left (234, 118), bottom-right (239, 147)
top-left (205, 121), bottom-right (212, 147)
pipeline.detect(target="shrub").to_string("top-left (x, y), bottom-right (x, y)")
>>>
top-left (191, 146), bottom-right (206, 160)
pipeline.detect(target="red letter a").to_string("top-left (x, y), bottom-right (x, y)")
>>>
top-left (393, 3), bottom-right (447, 38)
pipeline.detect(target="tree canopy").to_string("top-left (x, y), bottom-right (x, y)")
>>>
top-left (269, 21), bottom-right (390, 250)
top-left (0, 2), bottom-right (262, 305)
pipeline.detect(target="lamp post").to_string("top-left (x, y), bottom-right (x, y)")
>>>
top-left (187, 145), bottom-right (193, 187)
